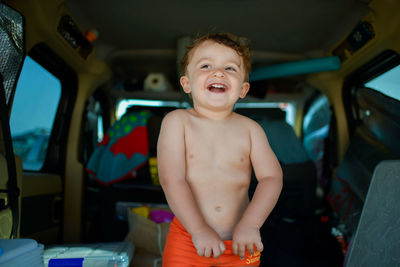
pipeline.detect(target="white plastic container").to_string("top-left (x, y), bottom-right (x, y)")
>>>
top-left (43, 242), bottom-right (134, 267)
top-left (0, 238), bottom-right (44, 267)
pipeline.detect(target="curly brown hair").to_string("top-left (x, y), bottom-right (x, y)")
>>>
top-left (180, 33), bottom-right (251, 81)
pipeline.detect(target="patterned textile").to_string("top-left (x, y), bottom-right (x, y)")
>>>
top-left (86, 110), bottom-right (151, 185)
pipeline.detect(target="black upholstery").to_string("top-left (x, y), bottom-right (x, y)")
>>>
top-left (248, 117), bottom-right (317, 220)
top-left (245, 117), bottom-right (321, 266)
top-left (328, 126), bottom-right (398, 237)
top-left (345, 160), bottom-right (400, 267)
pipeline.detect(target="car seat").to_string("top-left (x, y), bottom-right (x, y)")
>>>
top-left (344, 160), bottom-right (400, 267)
top-left (235, 107), bottom-right (318, 221)
top-left (256, 118), bottom-right (317, 220)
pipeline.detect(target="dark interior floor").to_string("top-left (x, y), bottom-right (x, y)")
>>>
top-left (260, 217), bottom-right (344, 267)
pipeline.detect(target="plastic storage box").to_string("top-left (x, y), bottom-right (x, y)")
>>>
top-left (43, 242), bottom-right (134, 267)
top-left (0, 238), bottom-right (44, 267)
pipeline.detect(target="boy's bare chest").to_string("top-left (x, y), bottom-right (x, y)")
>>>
top-left (184, 120), bottom-right (251, 165)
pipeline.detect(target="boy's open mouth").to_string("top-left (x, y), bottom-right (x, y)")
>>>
top-left (207, 83), bottom-right (227, 93)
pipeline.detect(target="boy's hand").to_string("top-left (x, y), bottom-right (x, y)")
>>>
top-left (232, 222), bottom-right (263, 259)
top-left (191, 226), bottom-right (226, 258)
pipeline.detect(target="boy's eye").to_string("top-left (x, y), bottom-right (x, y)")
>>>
top-left (226, 66), bottom-right (236, 71)
top-left (201, 64), bottom-right (210, 70)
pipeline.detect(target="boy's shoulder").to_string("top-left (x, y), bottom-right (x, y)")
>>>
top-left (233, 112), bottom-right (262, 127)
top-left (232, 112), bottom-right (267, 136)
top-left (166, 108), bottom-right (186, 115)
top-left (164, 108), bottom-right (190, 119)
top-left (161, 108), bottom-right (191, 124)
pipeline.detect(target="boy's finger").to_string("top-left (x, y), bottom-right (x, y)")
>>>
top-left (197, 247), bottom-right (205, 257)
top-left (197, 249), bottom-right (203, 257)
top-left (256, 241), bottom-right (264, 252)
top-left (219, 242), bottom-right (226, 253)
top-left (232, 242), bottom-right (238, 255)
top-left (246, 243), bottom-right (254, 255)
top-left (238, 244), bottom-right (246, 259)
top-left (204, 247), bottom-right (212, 258)
top-left (212, 246), bottom-right (220, 259)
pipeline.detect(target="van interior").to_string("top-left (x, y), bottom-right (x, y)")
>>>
top-left (1, 0), bottom-right (400, 266)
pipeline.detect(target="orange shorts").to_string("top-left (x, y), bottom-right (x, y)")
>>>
top-left (162, 217), bottom-right (261, 266)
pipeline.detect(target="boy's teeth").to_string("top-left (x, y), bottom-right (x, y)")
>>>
top-left (207, 83), bottom-right (226, 92)
top-left (209, 84), bottom-right (225, 89)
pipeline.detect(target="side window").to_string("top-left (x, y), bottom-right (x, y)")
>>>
top-left (349, 55), bottom-right (400, 155)
top-left (10, 56), bottom-right (61, 171)
top-left (350, 59), bottom-right (400, 156)
top-left (364, 64), bottom-right (400, 101)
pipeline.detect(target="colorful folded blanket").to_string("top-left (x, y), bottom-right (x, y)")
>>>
top-left (86, 110), bottom-right (151, 185)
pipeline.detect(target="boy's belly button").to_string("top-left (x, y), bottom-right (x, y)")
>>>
top-left (215, 206), bottom-right (222, 212)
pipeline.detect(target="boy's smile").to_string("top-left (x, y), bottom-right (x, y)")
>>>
top-left (206, 81), bottom-right (228, 94)
top-left (180, 40), bottom-right (250, 114)
top-left (208, 83), bottom-right (226, 93)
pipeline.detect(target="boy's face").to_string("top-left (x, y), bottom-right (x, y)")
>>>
top-left (180, 40), bottom-right (250, 112)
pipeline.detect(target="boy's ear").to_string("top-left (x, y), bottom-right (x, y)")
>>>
top-left (180, 76), bottom-right (192, 94)
top-left (239, 82), bottom-right (250, 98)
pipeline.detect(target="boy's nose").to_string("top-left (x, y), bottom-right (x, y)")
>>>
top-left (213, 69), bottom-right (225, 77)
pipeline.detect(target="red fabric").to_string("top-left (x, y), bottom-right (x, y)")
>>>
top-left (98, 133), bottom-right (110, 146)
top-left (162, 217), bottom-right (260, 266)
top-left (109, 126), bottom-right (148, 158)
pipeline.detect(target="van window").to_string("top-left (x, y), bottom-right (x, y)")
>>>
top-left (364, 64), bottom-right (400, 101)
top-left (97, 115), bottom-right (104, 143)
top-left (10, 56), bottom-right (61, 171)
top-left (116, 99), bottom-right (191, 119)
top-left (116, 99), bottom-right (296, 126)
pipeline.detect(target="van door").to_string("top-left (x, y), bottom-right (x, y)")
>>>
top-left (0, 2), bottom-right (24, 239)
top-left (0, 76), bottom-right (21, 240)
top-left (9, 45), bottom-right (77, 244)
top-left (329, 50), bottom-right (400, 241)
top-left (2, 2), bottom-right (77, 244)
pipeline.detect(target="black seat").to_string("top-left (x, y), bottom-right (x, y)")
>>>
top-left (236, 107), bottom-right (317, 221)
top-left (241, 116), bottom-right (322, 267)
top-left (344, 160), bottom-right (400, 267)
top-left (256, 118), bottom-right (317, 220)
top-left (328, 126), bottom-right (398, 238)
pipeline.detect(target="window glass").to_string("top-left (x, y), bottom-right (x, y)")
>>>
top-left (116, 99), bottom-right (191, 120)
top-left (116, 99), bottom-right (295, 126)
top-left (97, 115), bottom-right (104, 143)
top-left (364, 64), bottom-right (400, 101)
top-left (10, 56), bottom-right (61, 171)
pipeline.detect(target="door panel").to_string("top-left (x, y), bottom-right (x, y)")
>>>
top-left (19, 173), bottom-right (63, 243)
top-left (0, 154), bottom-right (12, 238)
top-left (21, 174), bottom-right (62, 198)
top-left (1, 2), bottom-right (66, 243)
top-left (0, 2), bottom-right (25, 239)
top-left (0, 155), bottom-right (21, 238)
top-left (0, 80), bottom-right (21, 240)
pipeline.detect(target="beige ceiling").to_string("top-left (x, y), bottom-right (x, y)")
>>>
top-left (65, 0), bottom-right (370, 84)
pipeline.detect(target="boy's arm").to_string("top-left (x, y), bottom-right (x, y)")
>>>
top-left (157, 111), bottom-right (225, 258)
top-left (232, 121), bottom-right (283, 258)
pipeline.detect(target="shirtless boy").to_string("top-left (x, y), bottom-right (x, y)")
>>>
top-left (158, 33), bottom-right (283, 266)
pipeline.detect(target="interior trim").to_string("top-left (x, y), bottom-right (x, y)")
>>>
top-left (21, 173), bottom-right (62, 198)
